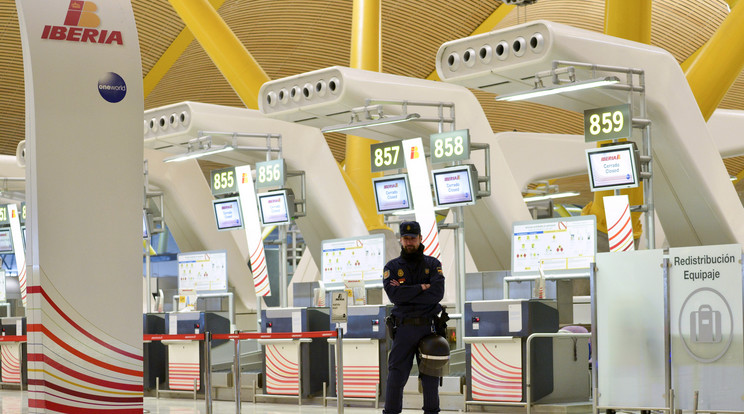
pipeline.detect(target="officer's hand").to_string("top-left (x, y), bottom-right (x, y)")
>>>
top-left (389, 279), bottom-right (400, 286)
top-left (421, 283), bottom-right (430, 290)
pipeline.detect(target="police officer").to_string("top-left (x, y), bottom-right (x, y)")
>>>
top-left (383, 221), bottom-right (444, 414)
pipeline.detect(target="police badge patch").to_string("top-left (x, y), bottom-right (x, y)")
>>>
top-left (397, 269), bottom-right (404, 277)
top-left (425, 268), bottom-right (430, 274)
top-left (384, 270), bottom-right (390, 279)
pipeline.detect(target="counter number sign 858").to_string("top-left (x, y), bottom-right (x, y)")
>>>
top-left (430, 129), bottom-right (470, 163)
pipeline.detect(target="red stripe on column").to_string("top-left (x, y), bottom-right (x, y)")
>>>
top-left (27, 286), bottom-right (141, 361)
top-left (27, 324), bottom-right (142, 377)
top-left (28, 353), bottom-right (142, 391)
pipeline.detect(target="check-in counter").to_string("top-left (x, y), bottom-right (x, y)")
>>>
top-left (0, 317), bottom-right (26, 386)
top-left (163, 312), bottom-right (229, 392)
top-left (327, 305), bottom-right (390, 403)
top-left (260, 307), bottom-right (329, 398)
top-left (464, 299), bottom-right (557, 403)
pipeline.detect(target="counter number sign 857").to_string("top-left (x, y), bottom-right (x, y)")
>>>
top-left (584, 104), bottom-right (631, 142)
top-left (370, 141), bottom-right (404, 172)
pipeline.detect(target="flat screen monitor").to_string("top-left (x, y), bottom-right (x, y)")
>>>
top-left (212, 196), bottom-right (244, 231)
top-left (257, 189), bottom-right (295, 226)
top-left (372, 174), bottom-right (413, 214)
top-left (431, 164), bottom-right (478, 208)
top-left (586, 143), bottom-right (640, 192)
top-left (0, 229), bottom-right (13, 254)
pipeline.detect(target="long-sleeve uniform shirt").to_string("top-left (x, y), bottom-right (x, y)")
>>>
top-left (383, 251), bottom-right (444, 320)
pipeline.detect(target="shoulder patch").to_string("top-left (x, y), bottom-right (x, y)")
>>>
top-left (437, 267), bottom-right (443, 275)
top-left (383, 270), bottom-right (390, 279)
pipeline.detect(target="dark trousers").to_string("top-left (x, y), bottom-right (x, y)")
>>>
top-left (383, 323), bottom-right (440, 414)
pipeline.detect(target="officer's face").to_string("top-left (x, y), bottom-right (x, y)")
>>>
top-left (401, 235), bottom-right (421, 253)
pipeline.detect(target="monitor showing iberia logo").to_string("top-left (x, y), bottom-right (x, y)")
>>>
top-left (41, 0), bottom-right (123, 45)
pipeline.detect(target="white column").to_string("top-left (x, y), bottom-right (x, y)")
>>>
top-left (16, 0), bottom-right (144, 411)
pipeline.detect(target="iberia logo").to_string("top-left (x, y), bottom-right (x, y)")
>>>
top-left (409, 146), bottom-right (420, 159)
top-left (242, 173), bottom-right (250, 184)
top-left (41, 1), bottom-right (123, 45)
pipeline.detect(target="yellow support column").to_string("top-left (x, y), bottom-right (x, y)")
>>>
top-left (684, 1), bottom-right (744, 121)
top-left (145, 0), bottom-right (228, 98)
top-left (168, 0), bottom-right (270, 109)
top-left (583, 0), bottom-right (650, 247)
top-left (345, 0), bottom-right (387, 231)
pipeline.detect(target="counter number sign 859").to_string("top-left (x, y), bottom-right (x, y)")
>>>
top-left (370, 141), bottom-right (404, 172)
top-left (584, 104), bottom-right (631, 142)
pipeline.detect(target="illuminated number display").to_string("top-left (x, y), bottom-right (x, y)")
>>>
top-left (584, 104), bottom-right (632, 142)
top-left (430, 129), bottom-right (470, 164)
top-left (210, 167), bottom-right (237, 196)
top-left (256, 159), bottom-right (285, 189)
top-left (20, 202), bottom-right (26, 225)
top-left (0, 205), bottom-right (8, 225)
top-left (370, 140), bottom-right (405, 172)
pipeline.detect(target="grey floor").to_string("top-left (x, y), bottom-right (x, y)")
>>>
top-left (0, 389), bottom-right (460, 414)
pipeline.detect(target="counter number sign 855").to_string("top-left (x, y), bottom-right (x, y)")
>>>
top-left (584, 104), bottom-right (631, 142)
top-left (210, 167), bottom-right (237, 196)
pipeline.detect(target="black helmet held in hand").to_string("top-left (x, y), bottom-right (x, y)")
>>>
top-left (417, 333), bottom-right (450, 377)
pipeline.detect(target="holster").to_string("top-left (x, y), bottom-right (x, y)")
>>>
top-left (433, 307), bottom-right (450, 338)
top-left (385, 315), bottom-right (397, 340)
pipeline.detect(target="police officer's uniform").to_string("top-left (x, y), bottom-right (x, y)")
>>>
top-left (383, 221), bottom-right (445, 414)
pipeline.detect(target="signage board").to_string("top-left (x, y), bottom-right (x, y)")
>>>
top-left (586, 143), bottom-right (640, 192)
top-left (669, 244), bottom-right (744, 411)
top-left (321, 234), bottom-right (385, 289)
top-left (430, 129), bottom-right (470, 164)
top-left (331, 291), bottom-right (348, 323)
top-left (370, 140), bottom-right (404, 172)
top-left (584, 104), bottom-right (632, 142)
top-left (256, 159), bottom-right (286, 189)
top-left (512, 216), bottom-right (596, 275)
top-left (372, 174), bottom-right (413, 214)
top-left (211, 167), bottom-right (237, 196)
top-left (177, 250), bottom-right (228, 294)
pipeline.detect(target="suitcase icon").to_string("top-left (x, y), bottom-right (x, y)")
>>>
top-left (690, 304), bottom-right (721, 343)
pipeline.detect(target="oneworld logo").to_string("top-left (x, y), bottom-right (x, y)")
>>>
top-left (98, 72), bottom-right (127, 103)
top-left (41, 1), bottom-right (123, 45)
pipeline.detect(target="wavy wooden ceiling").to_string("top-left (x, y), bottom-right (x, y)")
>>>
top-left (1, 0), bottom-right (742, 207)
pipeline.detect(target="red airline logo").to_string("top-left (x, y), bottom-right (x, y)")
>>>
top-left (41, 1), bottom-right (123, 45)
top-left (410, 146), bottom-right (420, 160)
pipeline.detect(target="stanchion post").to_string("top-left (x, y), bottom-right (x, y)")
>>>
top-left (336, 326), bottom-right (344, 414)
top-left (235, 337), bottom-right (241, 413)
top-left (204, 332), bottom-right (212, 413)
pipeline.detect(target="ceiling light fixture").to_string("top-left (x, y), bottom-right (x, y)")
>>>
top-left (523, 191), bottom-right (581, 202)
top-left (496, 76), bottom-right (621, 102)
top-left (163, 135), bottom-right (234, 163)
top-left (321, 113), bottom-right (421, 134)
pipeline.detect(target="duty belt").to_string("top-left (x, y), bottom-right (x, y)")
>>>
top-left (399, 316), bottom-right (433, 326)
